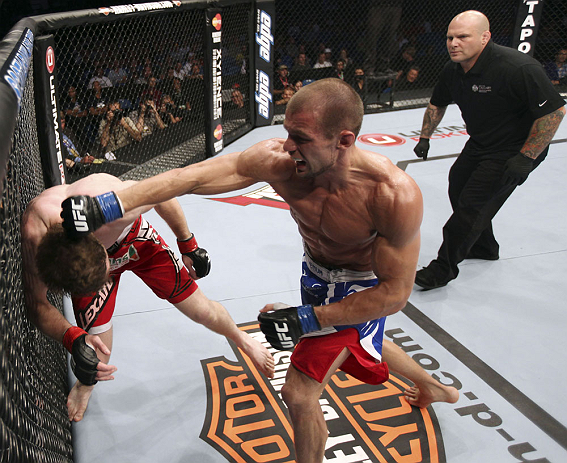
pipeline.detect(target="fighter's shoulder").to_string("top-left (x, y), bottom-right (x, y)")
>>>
top-left (239, 138), bottom-right (294, 181)
top-left (67, 173), bottom-right (124, 195)
top-left (364, 154), bottom-right (422, 230)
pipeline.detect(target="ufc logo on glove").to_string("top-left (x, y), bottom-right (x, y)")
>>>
top-left (71, 198), bottom-right (90, 232)
top-left (275, 322), bottom-right (295, 349)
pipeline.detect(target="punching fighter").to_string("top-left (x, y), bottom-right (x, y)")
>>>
top-left (22, 173), bottom-right (274, 422)
top-left (60, 79), bottom-right (458, 461)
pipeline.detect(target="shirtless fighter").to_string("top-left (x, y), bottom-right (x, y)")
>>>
top-left (60, 79), bottom-right (458, 460)
top-left (22, 173), bottom-right (274, 422)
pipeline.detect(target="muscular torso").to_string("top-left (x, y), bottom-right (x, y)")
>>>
top-left (264, 148), bottom-right (402, 271)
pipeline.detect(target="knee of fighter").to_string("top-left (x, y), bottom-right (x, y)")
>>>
top-left (281, 382), bottom-right (310, 410)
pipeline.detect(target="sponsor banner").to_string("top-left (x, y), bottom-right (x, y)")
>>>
top-left (204, 8), bottom-right (223, 156)
top-left (512, 0), bottom-right (545, 56)
top-left (33, 35), bottom-right (66, 186)
top-left (1, 27), bottom-right (34, 110)
top-left (201, 322), bottom-right (445, 462)
top-left (253, 1), bottom-right (275, 127)
top-left (98, 1), bottom-right (181, 16)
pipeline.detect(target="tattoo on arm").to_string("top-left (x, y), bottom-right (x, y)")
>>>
top-left (421, 104), bottom-right (447, 138)
top-left (522, 108), bottom-right (565, 159)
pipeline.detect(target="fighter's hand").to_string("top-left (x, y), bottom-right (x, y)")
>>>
top-left (178, 234), bottom-right (211, 278)
top-left (258, 304), bottom-right (321, 350)
top-left (60, 191), bottom-right (124, 238)
top-left (502, 153), bottom-right (534, 186)
top-left (63, 327), bottom-right (117, 385)
top-left (413, 138), bottom-right (430, 160)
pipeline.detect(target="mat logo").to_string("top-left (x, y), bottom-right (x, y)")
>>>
top-left (210, 185), bottom-right (288, 210)
top-left (201, 323), bottom-right (446, 463)
top-left (358, 133), bottom-right (406, 147)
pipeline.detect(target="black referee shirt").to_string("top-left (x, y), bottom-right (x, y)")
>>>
top-left (430, 41), bottom-right (565, 153)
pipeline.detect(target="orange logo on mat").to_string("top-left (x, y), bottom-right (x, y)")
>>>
top-left (201, 322), bottom-right (446, 462)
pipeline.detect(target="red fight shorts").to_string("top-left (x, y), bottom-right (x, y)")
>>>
top-left (291, 328), bottom-right (389, 385)
top-left (72, 216), bottom-right (197, 334)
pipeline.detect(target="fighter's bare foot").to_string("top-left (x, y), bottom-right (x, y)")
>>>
top-left (67, 381), bottom-right (95, 422)
top-left (403, 383), bottom-right (459, 409)
top-left (240, 335), bottom-right (275, 378)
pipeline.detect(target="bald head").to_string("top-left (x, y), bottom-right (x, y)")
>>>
top-left (446, 10), bottom-right (491, 72)
top-left (450, 10), bottom-right (490, 34)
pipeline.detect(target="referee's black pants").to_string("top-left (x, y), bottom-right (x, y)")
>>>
top-left (428, 146), bottom-right (547, 281)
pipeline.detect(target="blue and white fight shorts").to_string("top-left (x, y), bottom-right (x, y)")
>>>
top-left (300, 250), bottom-right (386, 362)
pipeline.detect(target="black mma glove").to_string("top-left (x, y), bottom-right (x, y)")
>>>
top-left (413, 137), bottom-right (430, 160)
top-left (178, 234), bottom-right (211, 278)
top-left (61, 192), bottom-right (124, 239)
top-left (258, 304), bottom-right (321, 351)
top-left (63, 327), bottom-right (99, 386)
top-left (502, 153), bottom-right (534, 186)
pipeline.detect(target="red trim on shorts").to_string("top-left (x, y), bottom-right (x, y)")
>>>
top-left (291, 328), bottom-right (389, 385)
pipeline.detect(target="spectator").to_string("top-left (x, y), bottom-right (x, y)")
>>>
top-left (338, 48), bottom-right (353, 70)
top-left (293, 79), bottom-right (303, 92)
top-left (292, 52), bottom-right (311, 72)
top-left (141, 76), bottom-right (163, 108)
top-left (161, 67), bottom-right (176, 95)
top-left (87, 66), bottom-right (113, 89)
top-left (274, 64), bottom-right (290, 99)
top-left (363, 0), bottom-right (404, 75)
top-left (126, 58), bottom-right (142, 82)
top-left (85, 81), bottom-right (109, 146)
top-left (324, 47), bottom-right (333, 65)
top-left (351, 67), bottom-right (368, 105)
top-left (159, 94), bottom-right (183, 125)
top-left (134, 65), bottom-right (153, 86)
top-left (313, 51), bottom-right (332, 69)
top-left (131, 97), bottom-right (166, 137)
top-left (187, 61), bottom-right (203, 80)
top-left (392, 45), bottom-right (418, 80)
top-left (230, 87), bottom-right (245, 109)
top-left (60, 113), bottom-right (94, 172)
top-left (99, 101), bottom-right (141, 153)
top-left (173, 61), bottom-right (187, 81)
top-left (61, 86), bottom-right (87, 133)
top-left (170, 77), bottom-right (191, 113)
top-left (275, 86), bottom-right (295, 106)
top-left (335, 59), bottom-right (346, 80)
top-left (396, 65), bottom-right (421, 91)
top-left (544, 48), bottom-right (567, 86)
top-left (107, 59), bottom-right (128, 87)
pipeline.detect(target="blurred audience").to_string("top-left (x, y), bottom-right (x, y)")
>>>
top-left (544, 48), bottom-right (567, 86)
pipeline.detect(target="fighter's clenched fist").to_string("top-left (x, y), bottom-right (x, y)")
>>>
top-left (258, 304), bottom-right (321, 350)
top-left (61, 191), bottom-right (124, 238)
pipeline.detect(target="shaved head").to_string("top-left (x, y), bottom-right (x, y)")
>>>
top-left (286, 78), bottom-right (364, 139)
top-left (450, 10), bottom-right (490, 34)
top-left (446, 10), bottom-right (491, 72)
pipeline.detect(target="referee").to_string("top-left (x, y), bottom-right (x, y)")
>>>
top-left (413, 10), bottom-right (565, 290)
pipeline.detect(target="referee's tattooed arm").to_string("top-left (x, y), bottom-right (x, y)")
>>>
top-left (521, 106), bottom-right (566, 160)
top-left (420, 103), bottom-right (448, 138)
